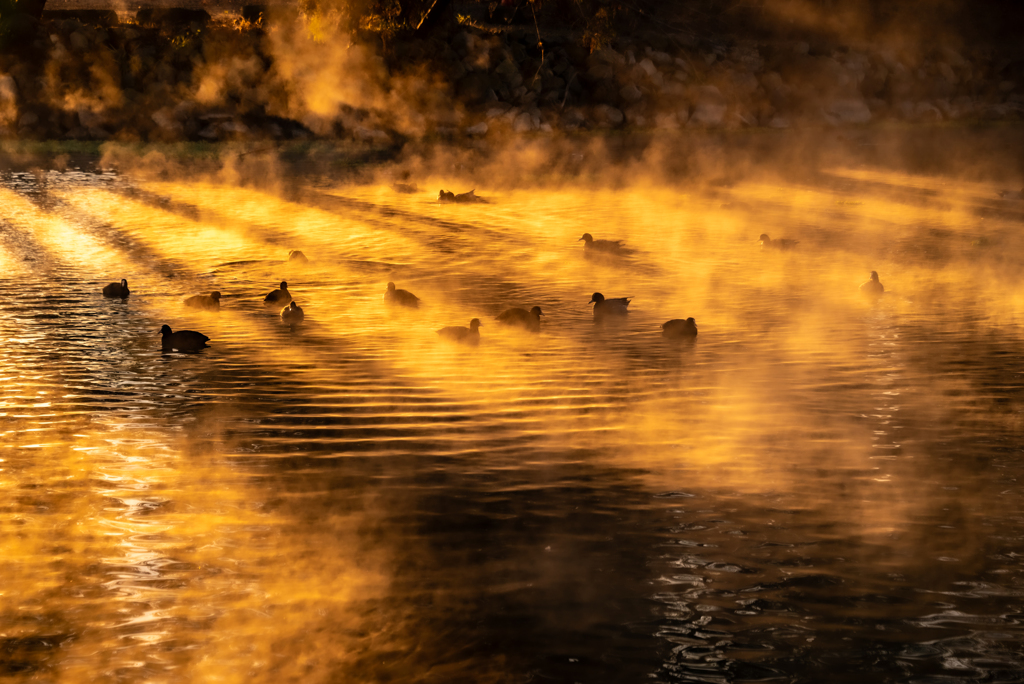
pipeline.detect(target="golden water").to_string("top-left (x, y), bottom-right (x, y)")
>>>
top-left (2, 163), bottom-right (1024, 682)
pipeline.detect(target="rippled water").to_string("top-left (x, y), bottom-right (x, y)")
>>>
top-left (2, 158), bottom-right (1024, 682)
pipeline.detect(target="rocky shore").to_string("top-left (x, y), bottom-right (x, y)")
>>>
top-left (1, 13), bottom-right (1022, 146)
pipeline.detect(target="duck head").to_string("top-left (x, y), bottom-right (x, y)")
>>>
top-left (579, 233), bottom-right (594, 244)
top-left (758, 234), bottom-right (771, 242)
top-left (160, 324), bottom-right (172, 336)
top-left (530, 306), bottom-right (544, 317)
top-left (121, 278), bottom-right (128, 288)
top-left (469, 318), bottom-right (482, 331)
top-left (279, 281), bottom-right (288, 290)
top-left (386, 281), bottom-right (396, 292)
top-left (589, 292), bottom-right (605, 304)
top-left (211, 291), bottom-right (221, 301)
top-left (869, 271), bottom-right (879, 281)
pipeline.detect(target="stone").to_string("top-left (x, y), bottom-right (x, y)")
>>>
top-left (465, 121), bottom-right (488, 136)
top-left (586, 64), bottom-right (614, 81)
top-left (638, 58), bottom-right (658, 79)
top-left (539, 123), bottom-right (553, 133)
top-left (821, 98), bottom-right (872, 125)
top-left (485, 105), bottom-right (511, 119)
top-left (688, 85), bottom-right (727, 126)
top-left (654, 112), bottom-right (679, 129)
top-left (354, 126), bottom-right (390, 143)
top-left (768, 115), bottom-right (790, 128)
top-left (593, 104), bottom-right (624, 127)
top-left (512, 111), bottom-right (536, 132)
top-left (220, 120), bottom-right (249, 134)
top-left (587, 48), bottom-right (625, 68)
top-left (619, 83), bottom-right (643, 103)
top-left (646, 49), bottom-right (673, 66)
top-left (151, 108), bottom-right (183, 133)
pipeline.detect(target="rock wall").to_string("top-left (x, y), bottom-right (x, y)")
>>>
top-left (1, 17), bottom-right (1022, 144)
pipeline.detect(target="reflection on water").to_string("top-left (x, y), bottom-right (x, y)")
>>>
top-left (2, 159), bottom-right (1024, 682)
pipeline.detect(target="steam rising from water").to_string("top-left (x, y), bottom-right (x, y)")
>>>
top-left (2, 153), bottom-right (1024, 680)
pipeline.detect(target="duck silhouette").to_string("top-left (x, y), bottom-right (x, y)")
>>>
top-left (495, 306), bottom-right (543, 332)
top-left (589, 292), bottom-right (631, 319)
top-left (860, 270), bottom-right (884, 297)
top-left (160, 325), bottom-right (209, 352)
top-left (384, 282), bottom-right (420, 308)
top-left (184, 291), bottom-right (221, 311)
top-left (579, 233), bottom-right (625, 254)
top-left (281, 301), bottom-right (304, 327)
top-left (102, 278), bottom-right (129, 298)
top-left (264, 281), bottom-right (292, 307)
top-left (288, 250), bottom-right (309, 264)
top-left (759, 234), bottom-right (799, 250)
top-left (437, 318), bottom-right (481, 345)
top-left (662, 317), bottom-right (698, 339)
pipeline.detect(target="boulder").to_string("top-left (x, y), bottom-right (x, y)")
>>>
top-left (619, 83), bottom-right (643, 103)
top-left (151, 108), bottom-right (183, 133)
top-left (465, 121), bottom-right (488, 136)
top-left (512, 111), bottom-right (536, 132)
top-left (688, 85), bottom-right (727, 126)
top-left (593, 104), bottom-right (624, 127)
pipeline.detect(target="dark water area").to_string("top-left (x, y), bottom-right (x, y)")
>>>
top-left (2, 147), bottom-right (1024, 683)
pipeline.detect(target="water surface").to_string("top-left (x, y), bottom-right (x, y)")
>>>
top-left (2, 161), bottom-right (1024, 682)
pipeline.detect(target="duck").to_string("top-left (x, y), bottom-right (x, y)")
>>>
top-left (758, 234), bottom-right (799, 250)
top-left (589, 292), bottom-right (631, 319)
top-left (384, 281), bottom-right (420, 308)
top-left (437, 189), bottom-right (456, 203)
top-left (495, 306), bottom-right (543, 332)
top-left (391, 182), bottom-right (419, 194)
top-left (102, 278), bottom-right (130, 298)
top-left (160, 325), bottom-right (209, 352)
top-left (184, 291), bottom-right (221, 311)
top-left (438, 189), bottom-right (484, 204)
top-left (437, 318), bottom-right (481, 345)
top-left (288, 250), bottom-right (308, 264)
top-left (860, 270), bottom-right (884, 297)
top-left (281, 301), bottom-right (304, 327)
top-left (579, 233), bottom-right (625, 254)
top-left (264, 281), bottom-right (292, 307)
top-left (662, 317), bottom-right (698, 339)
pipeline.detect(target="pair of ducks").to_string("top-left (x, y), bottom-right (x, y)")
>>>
top-left (263, 281), bottom-right (305, 326)
top-left (101, 278), bottom-right (208, 352)
top-left (436, 306), bottom-right (546, 345)
top-left (590, 292), bottom-right (699, 339)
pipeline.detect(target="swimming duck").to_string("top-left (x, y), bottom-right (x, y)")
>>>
top-left (288, 250), bottom-right (309, 264)
top-left (264, 281), bottom-right (292, 307)
top-left (437, 318), bottom-right (481, 345)
top-left (758, 234), bottom-right (799, 250)
top-left (384, 281), bottom-right (420, 308)
top-left (437, 189), bottom-right (456, 203)
top-left (579, 233), bottom-right (625, 254)
top-left (589, 292), bottom-right (631, 319)
top-left (184, 291), bottom-right (221, 311)
top-left (281, 301), bottom-right (305, 327)
top-left (438, 189), bottom-right (484, 204)
top-left (860, 270), bottom-right (884, 297)
top-left (662, 317), bottom-right (698, 339)
top-left (102, 278), bottom-right (130, 298)
top-left (160, 325), bottom-right (209, 352)
top-left (495, 306), bottom-right (543, 332)
top-left (392, 182), bottom-right (419, 194)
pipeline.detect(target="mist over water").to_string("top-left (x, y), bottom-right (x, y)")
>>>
top-left (2, 140), bottom-right (1024, 682)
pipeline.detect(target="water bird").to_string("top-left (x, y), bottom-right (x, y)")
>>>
top-left (281, 301), bottom-right (304, 327)
top-left (288, 250), bottom-right (308, 264)
top-left (184, 291), bottom-right (221, 311)
top-left (589, 292), bottom-right (631, 319)
top-left (860, 271), bottom-right (884, 297)
top-left (264, 281), bottom-right (292, 307)
top-left (438, 189), bottom-right (484, 204)
top-left (384, 281), bottom-right (420, 308)
top-left (160, 325), bottom-right (209, 352)
top-left (579, 233), bottom-right (625, 254)
top-left (437, 318), bottom-right (481, 345)
top-left (495, 306), bottom-right (543, 332)
top-left (662, 318), bottom-right (698, 339)
top-left (102, 278), bottom-right (129, 298)
top-left (391, 182), bottom-right (419, 193)
top-left (759, 234), bottom-right (799, 250)
top-left (997, 188), bottom-right (1023, 200)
